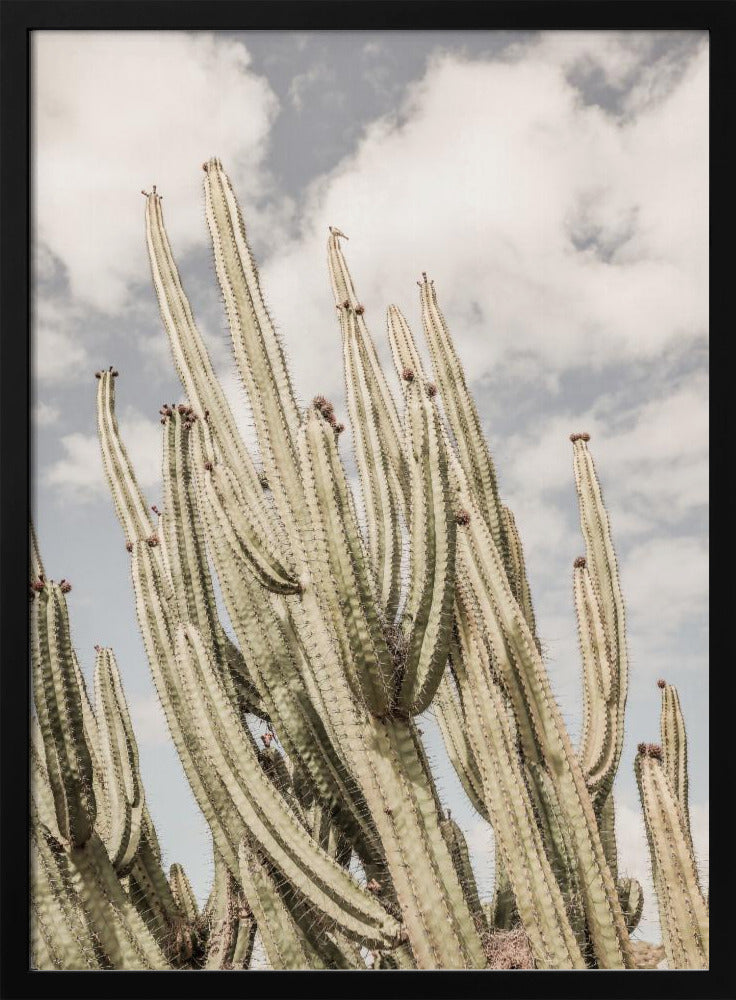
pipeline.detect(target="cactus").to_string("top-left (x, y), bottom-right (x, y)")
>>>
top-left (30, 156), bottom-right (707, 970)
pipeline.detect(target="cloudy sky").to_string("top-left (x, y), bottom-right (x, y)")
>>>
top-left (32, 29), bottom-right (708, 949)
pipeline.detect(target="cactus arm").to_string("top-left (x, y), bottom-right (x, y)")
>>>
top-left (96, 371), bottom-right (157, 550)
top-left (395, 377), bottom-right (456, 715)
top-left (616, 877), bottom-right (643, 933)
top-left (69, 832), bottom-right (170, 969)
top-left (299, 407), bottom-right (394, 716)
top-left (238, 839), bottom-right (325, 970)
top-left (659, 681), bottom-right (692, 844)
top-left (203, 158), bottom-right (304, 527)
top-left (487, 857), bottom-right (516, 931)
top-left (169, 862), bottom-right (199, 923)
top-left (32, 583), bottom-right (96, 847)
top-left (144, 191), bottom-right (287, 553)
top-left (193, 481), bottom-right (385, 870)
top-left (195, 445), bottom-right (300, 595)
top-left (341, 306), bottom-right (403, 617)
top-left (433, 672), bottom-right (488, 820)
top-left (173, 621), bottom-right (401, 947)
top-left (328, 229), bottom-right (408, 495)
top-left (501, 505), bottom-right (540, 650)
top-left (635, 746), bottom-right (708, 968)
top-left (387, 304), bottom-right (426, 381)
top-left (574, 558), bottom-right (618, 804)
top-left (440, 815), bottom-right (488, 939)
top-left (599, 792), bottom-right (619, 883)
top-left (450, 599), bottom-right (586, 969)
top-left (31, 821), bottom-right (101, 969)
top-left (94, 647), bottom-right (144, 873)
top-left (418, 274), bottom-right (506, 563)
top-left (454, 460), bottom-right (633, 967)
top-left (572, 436), bottom-right (628, 792)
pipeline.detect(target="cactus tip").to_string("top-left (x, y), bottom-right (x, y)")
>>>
top-left (574, 556), bottom-right (586, 568)
top-left (657, 678), bottom-right (666, 689)
top-left (355, 304), bottom-right (365, 315)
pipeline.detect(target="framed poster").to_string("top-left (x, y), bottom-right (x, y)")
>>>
top-left (1, 2), bottom-right (730, 997)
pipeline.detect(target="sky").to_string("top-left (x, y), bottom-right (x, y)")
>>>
top-left (32, 29), bottom-right (708, 954)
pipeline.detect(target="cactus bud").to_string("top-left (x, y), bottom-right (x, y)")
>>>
top-left (574, 556), bottom-right (586, 568)
top-left (455, 510), bottom-right (471, 526)
top-left (258, 473), bottom-right (269, 490)
top-left (426, 383), bottom-right (438, 398)
top-left (95, 371), bottom-right (102, 379)
top-left (581, 432), bottom-right (590, 442)
top-left (261, 733), bottom-right (274, 749)
top-left (31, 577), bottom-right (45, 592)
top-left (366, 879), bottom-right (382, 893)
top-left (125, 541), bottom-right (133, 553)
top-left (342, 299), bottom-right (350, 310)
top-left (59, 579), bottom-right (72, 594)
top-left (335, 423), bottom-right (345, 434)
top-left (204, 461), bottom-right (213, 472)
top-left (637, 742), bottom-right (647, 756)
top-left (178, 404), bottom-right (188, 414)
top-left (657, 678), bottom-right (666, 689)
top-left (648, 744), bottom-right (663, 760)
top-left (147, 535), bottom-right (159, 548)
top-left (355, 304), bottom-right (365, 315)
top-left (402, 369), bottom-right (415, 383)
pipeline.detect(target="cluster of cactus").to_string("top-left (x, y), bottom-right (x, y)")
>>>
top-left (30, 157), bottom-right (707, 970)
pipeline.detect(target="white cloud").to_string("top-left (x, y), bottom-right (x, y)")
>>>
top-left (45, 408), bottom-right (162, 501)
top-left (255, 35), bottom-right (706, 406)
top-left (33, 31), bottom-right (278, 313)
top-left (33, 401), bottom-right (60, 428)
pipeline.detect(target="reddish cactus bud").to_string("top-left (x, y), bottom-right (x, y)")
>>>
top-left (402, 368), bottom-right (415, 382)
top-left (455, 510), bottom-right (471, 526)
top-left (581, 432), bottom-right (590, 442)
top-left (335, 422), bottom-right (345, 434)
top-left (355, 304), bottom-right (365, 315)
top-left (59, 579), bottom-right (72, 594)
top-left (342, 299), bottom-right (350, 309)
top-left (313, 395), bottom-right (335, 420)
top-left (569, 433), bottom-right (579, 443)
top-left (125, 541), bottom-right (133, 553)
top-left (574, 556), bottom-right (586, 568)
top-left (366, 879), bottom-right (382, 893)
top-left (637, 742), bottom-right (647, 756)
top-left (261, 733), bottom-right (274, 748)
top-left (31, 577), bottom-right (45, 592)
top-left (426, 383), bottom-right (438, 398)
top-left (648, 744), bottom-right (663, 760)
top-left (178, 404), bottom-right (188, 414)
top-left (112, 370), bottom-right (119, 378)
top-left (657, 678), bottom-right (666, 689)
top-left (204, 461), bottom-right (213, 472)
top-left (147, 534), bottom-right (159, 548)
top-left (258, 473), bottom-right (269, 490)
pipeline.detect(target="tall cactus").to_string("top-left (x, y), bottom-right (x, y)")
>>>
top-left (31, 156), bottom-right (707, 970)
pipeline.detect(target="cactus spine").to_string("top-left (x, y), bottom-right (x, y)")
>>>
top-left (31, 155), bottom-right (706, 970)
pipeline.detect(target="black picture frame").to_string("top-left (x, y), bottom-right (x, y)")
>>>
top-left (2, 3), bottom-right (732, 998)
